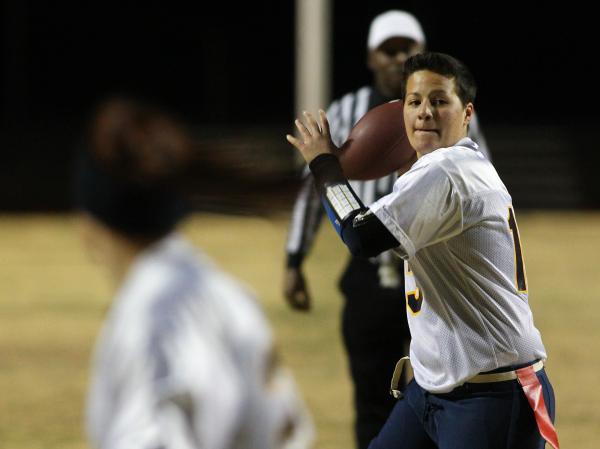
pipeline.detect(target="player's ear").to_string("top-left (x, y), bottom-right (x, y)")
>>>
top-left (463, 103), bottom-right (474, 126)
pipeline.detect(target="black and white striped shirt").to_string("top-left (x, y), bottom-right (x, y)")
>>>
top-left (286, 85), bottom-right (490, 268)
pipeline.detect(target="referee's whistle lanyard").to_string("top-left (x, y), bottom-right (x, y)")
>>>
top-left (390, 357), bottom-right (560, 449)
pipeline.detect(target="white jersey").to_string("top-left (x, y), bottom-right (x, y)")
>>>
top-left (86, 234), bottom-right (314, 449)
top-left (370, 138), bottom-right (546, 393)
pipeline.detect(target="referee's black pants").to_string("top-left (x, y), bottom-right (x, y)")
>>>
top-left (339, 257), bottom-right (411, 449)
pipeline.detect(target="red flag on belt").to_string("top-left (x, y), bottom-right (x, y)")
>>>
top-left (516, 366), bottom-right (560, 449)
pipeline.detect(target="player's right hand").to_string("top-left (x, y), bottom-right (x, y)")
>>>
top-left (283, 268), bottom-right (312, 312)
top-left (286, 110), bottom-right (338, 164)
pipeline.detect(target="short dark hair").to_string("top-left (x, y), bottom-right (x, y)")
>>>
top-left (401, 52), bottom-right (477, 105)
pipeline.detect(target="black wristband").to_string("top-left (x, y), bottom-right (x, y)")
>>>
top-left (308, 153), bottom-right (365, 236)
top-left (309, 153), bottom-right (346, 196)
top-left (286, 253), bottom-right (304, 268)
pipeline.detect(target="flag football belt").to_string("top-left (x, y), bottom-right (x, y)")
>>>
top-left (389, 357), bottom-right (559, 449)
top-left (466, 359), bottom-right (544, 383)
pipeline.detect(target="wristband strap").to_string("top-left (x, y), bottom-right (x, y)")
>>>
top-left (325, 182), bottom-right (362, 222)
top-left (309, 154), bottom-right (365, 236)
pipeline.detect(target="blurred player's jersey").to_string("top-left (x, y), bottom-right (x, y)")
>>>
top-left (370, 138), bottom-right (546, 393)
top-left (86, 235), bottom-right (314, 449)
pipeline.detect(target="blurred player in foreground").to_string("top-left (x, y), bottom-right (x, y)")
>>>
top-left (287, 52), bottom-right (558, 449)
top-left (284, 11), bottom-right (489, 448)
top-left (74, 98), bottom-right (314, 449)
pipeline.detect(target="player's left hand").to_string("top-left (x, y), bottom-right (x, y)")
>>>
top-left (286, 110), bottom-right (339, 163)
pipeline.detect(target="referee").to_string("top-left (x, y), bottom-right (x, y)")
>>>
top-left (283, 10), bottom-right (490, 449)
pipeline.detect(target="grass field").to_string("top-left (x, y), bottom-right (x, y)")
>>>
top-left (1, 212), bottom-right (599, 448)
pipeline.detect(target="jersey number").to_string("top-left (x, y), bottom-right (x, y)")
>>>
top-left (508, 206), bottom-right (527, 292)
top-left (405, 265), bottom-right (423, 314)
top-left (406, 289), bottom-right (422, 314)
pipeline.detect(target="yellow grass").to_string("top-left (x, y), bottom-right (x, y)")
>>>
top-left (0, 211), bottom-right (598, 448)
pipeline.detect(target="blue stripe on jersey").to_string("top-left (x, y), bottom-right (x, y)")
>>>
top-left (321, 197), bottom-right (342, 236)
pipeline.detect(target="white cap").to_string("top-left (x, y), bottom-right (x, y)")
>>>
top-left (367, 10), bottom-right (425, 50)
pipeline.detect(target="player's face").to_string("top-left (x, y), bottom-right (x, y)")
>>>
top-left (403, 70), bottom-right (473, 157)
top-left (368, 37), bottom-right (424, 98)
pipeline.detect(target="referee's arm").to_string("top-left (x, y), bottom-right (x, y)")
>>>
top-left (285, 172), bottom-right (324, 269)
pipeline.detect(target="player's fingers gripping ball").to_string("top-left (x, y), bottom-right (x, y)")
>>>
top-left (287, 103), bottom-right (416, 179)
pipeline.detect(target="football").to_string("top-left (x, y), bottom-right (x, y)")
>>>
top-left (338, 100), bottom-right (416, 180)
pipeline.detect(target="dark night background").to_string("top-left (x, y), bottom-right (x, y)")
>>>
top-left (1, 1), bottom-right (597, 211)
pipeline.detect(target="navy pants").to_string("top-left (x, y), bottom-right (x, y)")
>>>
top-left (339, 257), bottom-right (410, 449)
top-left (368, 369), bottom-right (556, 449)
